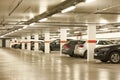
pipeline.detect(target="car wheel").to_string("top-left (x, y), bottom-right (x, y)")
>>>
top-left (109, 51), bottom-right (120, 64)
top-left (100, 59), bottom-right (108, 62)
top-left (69, 51), bottom-right (75, 57)
top-left (83, 51), bottom-right (87, 59)
top-left (50, 46), bottom-right (53, 51)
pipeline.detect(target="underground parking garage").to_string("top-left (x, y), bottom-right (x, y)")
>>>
top-left (0, 0), bottom-right (120, 80)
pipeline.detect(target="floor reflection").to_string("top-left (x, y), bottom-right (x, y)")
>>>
top-left (0, 48), bottom-right (120, 80)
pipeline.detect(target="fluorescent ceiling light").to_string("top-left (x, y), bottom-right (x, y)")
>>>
top-left (61, 0), bottom-right (65, 2)
top-left (74, 31), bottom-right (80, 34)
top-left (99, 28), bottom-right (108, 31)
top-left (117, 16), bottom-right (120, 22)
top-left (99, 19), bottom-right (108, 25)
top-left (117, 26), bottom-right (120, 28)
top-left (18, 28), bottom-right (22, 31)
top-left (29, 13), bottom-right (34, 19)
top-left (85, 0), bottom-right (95, 3)
top-left (0, 36), bottom-right (4, 38)
top-left (61, 6), bottom-right (76, 13)
top-left (23, 26), bottom-right (28, 29)
top-left (14, 30), bottom-right (18, 32)
top-left (39, 18), bottom-right (48, 22)
top-left (29, 22), bottom-right (35, 26)
top-left (66, 28), bottom-right (70, 30)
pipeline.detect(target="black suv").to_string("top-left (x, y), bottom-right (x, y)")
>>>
top-left (94, 44), bottom-right (120, 63)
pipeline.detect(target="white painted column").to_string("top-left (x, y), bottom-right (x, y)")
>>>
top-left (27, 35), bottom-right (31, 50)
top-left (34, 34), bottom-right (39, 51)
top-left (44, 32), bottom-right (50, 53)
top-left (60, 28), bottom-right (67, 55)
top-left (22, 37), bottom-right (25, 49)
top-left (6, 39), bottom-right (10, 48)
top-left (77, 32), bottom-right (82, 40)
top-left (0, 39), bottom-right (2, 48)
top-left (87, 24), bottom-right (96, 62)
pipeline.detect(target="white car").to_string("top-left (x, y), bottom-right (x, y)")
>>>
top-left (74, 40), bottom-right (113, 58)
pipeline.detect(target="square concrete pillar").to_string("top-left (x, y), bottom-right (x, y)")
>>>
top-left (44, 32), bottom-right (50, 53)
top-left (60, 28), bottom-right (67, 55)
top-left (34, 34), bottom-right (39, 51)
top-left (87, 24), bottom-right (96, 62)
top-left (27, 35), bottom-right (31, 50)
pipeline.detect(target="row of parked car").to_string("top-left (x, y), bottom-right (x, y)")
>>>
top-left (39, 39), bottom-right (120, 63)
top-left (11, 39), bottom-right (120, 63)
top-left (11, 43), bottom-right (21, 49)
top-left (61, 40), bottom-right (120, 64)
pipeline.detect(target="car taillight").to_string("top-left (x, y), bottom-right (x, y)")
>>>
top-left (64, 45), bottom-right (70, 49)
top-left (79, 44), bottom-right (84, 48)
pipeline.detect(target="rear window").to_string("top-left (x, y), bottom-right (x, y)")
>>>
top-left (78, 41), bottom-right (86, 44)
top-left (67, 40), bottom-right (85, 45)
top-left (97, 41), bottom-right (113, 45)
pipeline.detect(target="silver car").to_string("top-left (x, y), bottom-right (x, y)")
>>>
top-left (74, 40), bottom-right (113, 58)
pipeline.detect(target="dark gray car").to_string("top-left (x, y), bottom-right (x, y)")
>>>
top-left (94, 44), bottom-right (120, 64)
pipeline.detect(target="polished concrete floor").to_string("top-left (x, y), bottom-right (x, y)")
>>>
top-left (0, 48), bottom-right (120, 80)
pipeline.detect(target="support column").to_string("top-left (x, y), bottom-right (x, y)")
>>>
top-left (34, 34), bottom-right (39, 51)
top-left (60, 28), bottom-right (67, 55)
top-left (77, 32), bottom-right (82, 40)
top-left (44, 32), bottom-right (50, 53)
top-left (27, 35), bottom-right (31, 50)
top-left (87, 24), bottom-right (96, 62)
top-left (21, 37), bottom-right (25, 49)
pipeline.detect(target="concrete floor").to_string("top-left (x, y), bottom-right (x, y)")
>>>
top-left (0, 48), bottom-right (120, 80)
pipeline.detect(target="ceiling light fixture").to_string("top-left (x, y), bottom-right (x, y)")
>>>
top-left (61, 6), bottom-right (76, 13)
top-left (14, 30), bottom-right (18, 32)
top-left (39, 18), bottom-right (48, 22)
top-left (99, 28), bottom-right (108, 31)
top-left (23, 26), bottom-right (28, 29)
top-left (117, 26), bottom-right (120, 28)
top-left (29, 12), bottom-right (34, 19)
top-left (61, 0), bottom-right (65, 2)
top-left (29, 22), bottom-right (35, 26)
top-left (74, 31), bottom-right (80, 34)
top-left (99, 19), bottom-right (108, 25)
top-left (18, 28), bottom-right (22, 31)
top-left (85, 0), bottom-right (95, 3)
top-left (0, 36), bottom-right (4, 38)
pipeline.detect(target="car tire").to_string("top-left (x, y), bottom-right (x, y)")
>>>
top-left (83, 51), bottom-right (87, 59)
top-left (109, 51), bottom-right (120, 64)
top-left (50, 46), bottom-right (53, 51)
top-left (69, 51), bottom-right (75, 57)
top-left (100, 59), bottom-right (108, 62)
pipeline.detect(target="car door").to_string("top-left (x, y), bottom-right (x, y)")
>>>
top-left (51, 39), bottom-right (60, 51)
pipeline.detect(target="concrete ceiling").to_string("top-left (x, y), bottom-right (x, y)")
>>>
top-left (0, 0), bottom-right (120, 38)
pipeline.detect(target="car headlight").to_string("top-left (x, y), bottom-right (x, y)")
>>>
top-left (100, 48), bottom-right (110, 51)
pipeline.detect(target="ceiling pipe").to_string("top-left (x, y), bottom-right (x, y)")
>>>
top-left (94, 4), bottom-right (120, 14)
top-left (24, 0), bottom-right (85, 25)
top-left (8, 0), bottom-right (23, 16)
